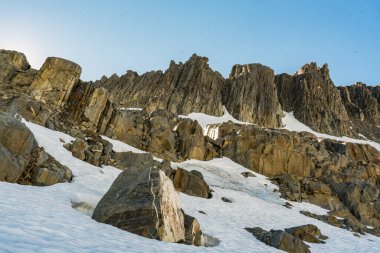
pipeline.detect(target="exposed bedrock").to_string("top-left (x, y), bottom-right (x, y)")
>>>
top-left (224, 63), bottom-right (283, 128)
top-left (275, 63), bottom-right (352, 137)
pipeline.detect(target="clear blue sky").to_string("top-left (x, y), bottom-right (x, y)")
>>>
top-left (0, 0), bottom-right (379, 85)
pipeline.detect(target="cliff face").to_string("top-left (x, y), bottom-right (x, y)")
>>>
top-left (275, 63), bottom-right (352, 137)
top-left (338, 83), bottom-right (380, 142)
top-left (339, 83), bottom-right (380, 125)
top-left (94, 55), bottom-right (283, 128)
top-left (95, 54), bottom-right (225, 117)
top-left (224, 64), bottom-right (283, 128)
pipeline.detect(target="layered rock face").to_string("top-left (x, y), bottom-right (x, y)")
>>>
top-left (224, 64), bottom-right (283, 128)
top-left (276, 63), bottom-right (351, 136)
top-left (95, 55), bottom-right (284, 128)
top-left (209, 122), bottom-right (315, 177)
top-left (339, 83), bottom-right (380, 142)
top-left (96, 54), bottom-right (225, 116)
top-left (30, 57), bottom-right (81, 107)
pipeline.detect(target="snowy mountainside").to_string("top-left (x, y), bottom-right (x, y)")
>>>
top-left (0, 117), bottom-right (379, 252)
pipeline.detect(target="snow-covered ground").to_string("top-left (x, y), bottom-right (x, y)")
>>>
top-left (1, 119), bottom-right (380, 252)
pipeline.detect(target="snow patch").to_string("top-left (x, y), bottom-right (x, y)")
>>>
top-left (282, 112), bottom-right (380, 151)
top-left (179, 107), bottom-right (252, 136)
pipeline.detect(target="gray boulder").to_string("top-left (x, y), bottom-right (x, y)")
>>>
top-left (92, 164), bottom-right (186, 243)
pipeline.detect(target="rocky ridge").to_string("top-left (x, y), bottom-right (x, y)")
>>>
top-left (0, 49), bottom-right (379, 247)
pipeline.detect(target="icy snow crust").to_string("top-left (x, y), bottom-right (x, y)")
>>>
top-left (0, 116), bottom-right (379, 252)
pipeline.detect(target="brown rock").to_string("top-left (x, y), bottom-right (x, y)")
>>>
top-left (175, 118), bottom-right (206, 160)
top-left (173, 168), bottom-right (211, 198)
top-left (0, 49), bottom-right (30, 82)
top-left (0, 113), bottom-right (36, 182)
top-left (245, 227), bottom-right (310, 253)
top-left (97, 54), bottom-right (224, 116)
top-left (30, 57), bottom-right (81, 107)
top-left (224, 64), bottom-right (283, 127)
top-left (71, 138), bottom-right (88, 160)
top-left (275, 63), bottom-right (351, 136)
top-left (83, 87), bottom-right (109, 129)
top-left (285, 224), bottom-right (327, 244)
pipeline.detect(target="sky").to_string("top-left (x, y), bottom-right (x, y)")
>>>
top-left (0, 0), bottom-right (379, 85)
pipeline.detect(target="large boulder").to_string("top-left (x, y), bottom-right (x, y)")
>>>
top-left (92, 164), bottom-right (185, 243)
top-left (173, 168), bottom-right (211, 198)
top-left (30, 57), bottom-right (81, 107)
top-left (224, 64), bottom-right (283, 127)
top-left (0, 113), bottom-right (36, 182)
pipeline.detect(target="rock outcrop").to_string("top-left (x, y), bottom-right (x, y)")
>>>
top-left (0, 50), bottom-right (30, 82)
top-left (0, 112), bottom-right (72, 186)
top-left (20, 147), bottom-right (73, 186)
top-left (96, 54), bottom-right (225, 117)
top-left (95, 55), bottom-right (283, 128)
top-left (245, 227), bottom-right (311, 253)
top-left (339, 83), bottom-right (380, 142)
top-left (276, 63), bottom-right (351, 136)
top-left (224, 64), bottom-right (283, 127)
top-left (30, 57), bottom-right (81, 107)
top-left (285, 224), bottom-right (327, 243)
top-left (0, 113), bottom-right (36, 182)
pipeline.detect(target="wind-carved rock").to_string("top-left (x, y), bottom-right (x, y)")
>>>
top-left (30, 57), bottom-right (81, 107)
top-left (276, 63), bottom-right (352, 136)
top-left (224, 64), bottom-right (283, 128)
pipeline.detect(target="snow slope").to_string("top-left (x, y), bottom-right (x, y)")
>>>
top-left (179, 107), bottom-right (252, 135)
top-left (0, 118), bottom-right (379, 252)
top-left (282, 112), bottom-right (380, 151)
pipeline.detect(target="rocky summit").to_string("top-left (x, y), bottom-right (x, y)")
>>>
top-left (0, 48), bottom-right (380, 252)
